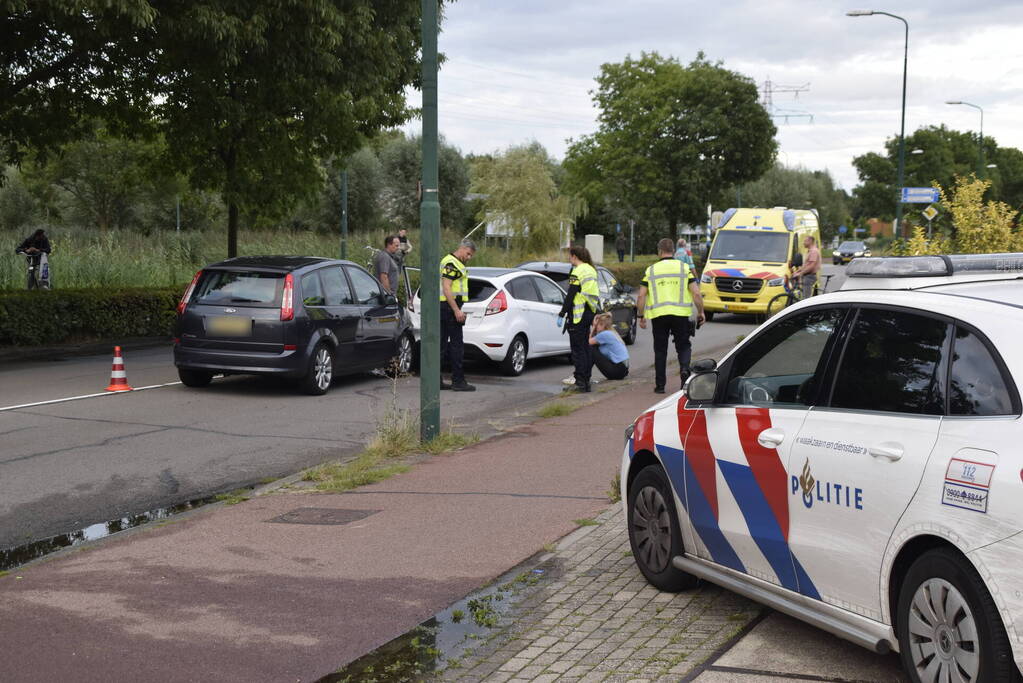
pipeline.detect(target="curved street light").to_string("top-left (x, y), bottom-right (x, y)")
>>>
top-left (946, 100), bottom-right (985, 176)
top-left (847, 9), bottom-right (908, 235)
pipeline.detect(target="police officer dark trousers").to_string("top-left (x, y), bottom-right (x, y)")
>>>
top-left (439, 240), bottom-right (476, 392)
top-left (558, 245), bottom-right (601, 393)
top-left (638, 238), bottom-right (706, 394)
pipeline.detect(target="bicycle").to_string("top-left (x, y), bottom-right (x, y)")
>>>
top-left (19, 251), bottom-right (52, 290)
top-left (765, 272), bottom-right (836, 317)
top-left (766, 276), bottom-right (802, 317)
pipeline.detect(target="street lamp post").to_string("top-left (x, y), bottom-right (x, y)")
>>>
top-left (847, 9), bottom-right (909, 236)
top-left (946, 100), bottom-right (984, 176)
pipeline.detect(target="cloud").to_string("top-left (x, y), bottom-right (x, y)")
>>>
top-left (412, 0), bottom-right (1023, 190)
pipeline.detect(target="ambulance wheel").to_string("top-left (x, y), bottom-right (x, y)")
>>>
top-left (627, 465), bottom-right (698, 592)
top-left (896, 548), bottom-right (1015, 683)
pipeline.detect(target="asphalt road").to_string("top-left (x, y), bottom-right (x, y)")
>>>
top-left (0, 263), bottom-right (847, 554)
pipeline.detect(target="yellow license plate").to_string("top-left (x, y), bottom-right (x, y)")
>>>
top-left (208, 316), bottom-right (251, 336)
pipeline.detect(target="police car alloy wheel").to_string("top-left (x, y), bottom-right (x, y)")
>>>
top-left (627, 466), bottom-right (698, 592)
top-left (897, 549), bottom-right (1015, 683)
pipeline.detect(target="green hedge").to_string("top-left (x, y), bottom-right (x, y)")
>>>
top-left (605, 253), bottom-right (707, 287)
top-left (0, 287), bottom-right (183, 347)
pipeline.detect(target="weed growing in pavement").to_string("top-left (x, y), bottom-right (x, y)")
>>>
top-left (305, 371), bottom-right (477, 492)
top-left (0, 570), bottom-right (8, 579)
top-left (450, 609), bottom-right (465, 623)
top-left (466, 595), bottom-right (499, 628)
top-left (543, 542), bottom-right (557, 553)
top-left (537, 400), bottom-right (578, 418)
top-left (608, 470), bottom-right (622, 503)
top-left (214, 488), bottom-right (251, 505)
top-left (573, 518), bottom-right (599, 527)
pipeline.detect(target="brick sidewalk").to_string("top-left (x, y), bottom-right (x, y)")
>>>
top-left (436, 504), bottom-right (762, 682)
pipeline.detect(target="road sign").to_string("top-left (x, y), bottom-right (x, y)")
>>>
top-left (922, 205), bottom-right (939, 221)
top-left (838, 225), bottom-right (847, 234)
top-left (901, 187), bottom-right (940, 203)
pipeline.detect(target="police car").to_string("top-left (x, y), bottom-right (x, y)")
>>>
top-left (622, 253), bottom-right (1023, 683)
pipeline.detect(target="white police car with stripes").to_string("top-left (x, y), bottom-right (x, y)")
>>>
top-left (622, 253), bottom-right (1023, 683)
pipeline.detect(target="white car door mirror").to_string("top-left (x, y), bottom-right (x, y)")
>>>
top-left (685, 371), bottom-right (718, 402)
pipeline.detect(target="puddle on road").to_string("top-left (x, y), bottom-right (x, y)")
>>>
top-left (0, 491), bottom-right (250, 572)
top-left (320, 556), bottom-right (563, 682)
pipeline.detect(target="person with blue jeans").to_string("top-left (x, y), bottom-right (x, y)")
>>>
top-left (589, 313), bottom-right (629, 380)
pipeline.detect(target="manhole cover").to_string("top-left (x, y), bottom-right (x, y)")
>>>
top-left (267, 508), bottom-right (381, 526)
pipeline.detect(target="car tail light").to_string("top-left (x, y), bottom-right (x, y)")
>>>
top-left (485, 290), bottom-right (507, 316)
top-left (178, 270), bottom-right (202, 315)
top-left (281, 273), bottom-right (294, 321)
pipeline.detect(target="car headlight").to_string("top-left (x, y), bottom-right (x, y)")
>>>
top-left (853, 251), bottom-right (863, 256)
top-left (701, 273), bottom-right (712, 283)
top-left (767, 277), bottom-right (783, 287)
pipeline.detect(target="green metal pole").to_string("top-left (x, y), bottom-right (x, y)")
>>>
top-left (419, 0), bottom-right (441, 441)
top-left (340, 170), bottom-right (348, 260)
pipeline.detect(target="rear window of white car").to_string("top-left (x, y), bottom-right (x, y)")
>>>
top-left (468, 278), bottom-right (496, 303)
top-left (194, 270), bottom-right (282, 307)
top-left (949, 326), bottom-right (1016, 416)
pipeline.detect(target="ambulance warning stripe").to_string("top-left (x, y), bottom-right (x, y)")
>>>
top-left (705, 270), bottom-right (776, 279)
top-left (735, 408), bottom-right (790, 541)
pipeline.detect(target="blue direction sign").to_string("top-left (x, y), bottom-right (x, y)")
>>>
top-left (838, 225), bottom-right (848, 234)
top-left (901, 187), bottom-right (940, 203)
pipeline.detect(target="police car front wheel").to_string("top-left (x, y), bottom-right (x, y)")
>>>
top-left (627, 466), bottom-right (699, 592)
top-left (896, 548), bottom-right (1016, 683)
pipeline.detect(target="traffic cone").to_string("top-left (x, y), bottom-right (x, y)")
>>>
top-left (105, 346), bottom-right (133, 392)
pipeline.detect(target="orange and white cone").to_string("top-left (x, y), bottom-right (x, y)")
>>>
top-left (105, 346), bottom-right (133, 392)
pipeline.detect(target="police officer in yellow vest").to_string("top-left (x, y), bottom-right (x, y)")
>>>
top-left (638, 238), bottom-right (706, 394)
top-left (440, 240), bottom-right (477, 392)
top-left (557, 245), bottom-right (601, 392)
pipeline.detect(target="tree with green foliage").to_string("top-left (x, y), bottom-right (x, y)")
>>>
top-left (472, 144), bottom-right (583, 255)
top-left (725, 165), bottom-right (851, 242)
top-left (564, 52), bottom-right (776, 233)
top-left (852, 125), bottom-right (1023, 229)
top-left (377, 132), bottom-right (470, 233)
top-left (147, 1), bottom-right (425, 257)
top-left (0, 0), bottom-right (155, 168)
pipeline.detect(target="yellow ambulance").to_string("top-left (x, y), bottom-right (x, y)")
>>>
top-left (699, 207), bottom-right (821, 320)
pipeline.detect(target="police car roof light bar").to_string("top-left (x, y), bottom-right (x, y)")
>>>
top-left (847, 253), bottom-right (1023, 279)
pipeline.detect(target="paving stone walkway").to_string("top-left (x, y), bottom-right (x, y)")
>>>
top-left (436, 504), bottom-right (762, 682)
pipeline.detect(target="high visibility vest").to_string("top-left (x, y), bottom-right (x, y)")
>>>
top-left (644, 258), bottom-right (692, 319)
top-left (439, 253), bottom-right (468, 302)
top-left (570, 262), bottom-right (600, 324)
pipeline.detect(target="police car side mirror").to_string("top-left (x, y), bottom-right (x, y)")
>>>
top-left (685, 371), bottom-right (718, 403)
top-left (692, 358), bottom-right (717, 373)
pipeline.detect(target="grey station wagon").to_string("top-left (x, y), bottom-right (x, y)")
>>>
top-left (174, 256), bottom-right (413, 394)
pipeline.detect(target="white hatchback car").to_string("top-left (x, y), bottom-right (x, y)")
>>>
top-left (622, 254), bottom-right (1023, 683)
top-left (406, 267), bottom-right (570, 375)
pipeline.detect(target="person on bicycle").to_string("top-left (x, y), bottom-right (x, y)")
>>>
top-left (791, 235), bottom-right (821, 299)
top-left (15, 229), bottom-right (51, 289)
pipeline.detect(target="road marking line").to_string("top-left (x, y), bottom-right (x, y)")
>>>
top-left (0, 381), bottom-right (182, 413)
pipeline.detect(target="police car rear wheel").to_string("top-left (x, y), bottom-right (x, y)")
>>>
top-left (897, 548), bottom-right (1015, 683)
top-left (627, 466), bottom-right (698, 592)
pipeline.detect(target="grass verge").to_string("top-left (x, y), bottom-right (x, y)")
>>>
top-left (304, 395), bottom-right (478, 492)
top-left (537, 400), bottom-right (579, 418)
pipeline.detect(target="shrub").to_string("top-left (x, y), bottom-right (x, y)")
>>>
top-left (0, 287), bottom-right (182, 346)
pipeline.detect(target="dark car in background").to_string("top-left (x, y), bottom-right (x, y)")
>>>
top-left (174, 256), bottom-right (412, 395)
top-left (832, 240), bottom-right (871, 265)
top-left (516, 261), bottom-right (638, 344)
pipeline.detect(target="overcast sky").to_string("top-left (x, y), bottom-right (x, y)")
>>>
top-left (403, 0), bottom-right (1023, 192)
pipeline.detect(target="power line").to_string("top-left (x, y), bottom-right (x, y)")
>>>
top-left (760, 79), bottom-right (814, 123)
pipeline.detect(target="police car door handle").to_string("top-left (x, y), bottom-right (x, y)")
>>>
top-left (868, 443), bottom-right (903, 461)
top-left (757, 428), bottom-right (785, 448)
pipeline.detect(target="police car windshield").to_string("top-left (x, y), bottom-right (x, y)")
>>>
top-left (709, 231), bottom-right (789, 263)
